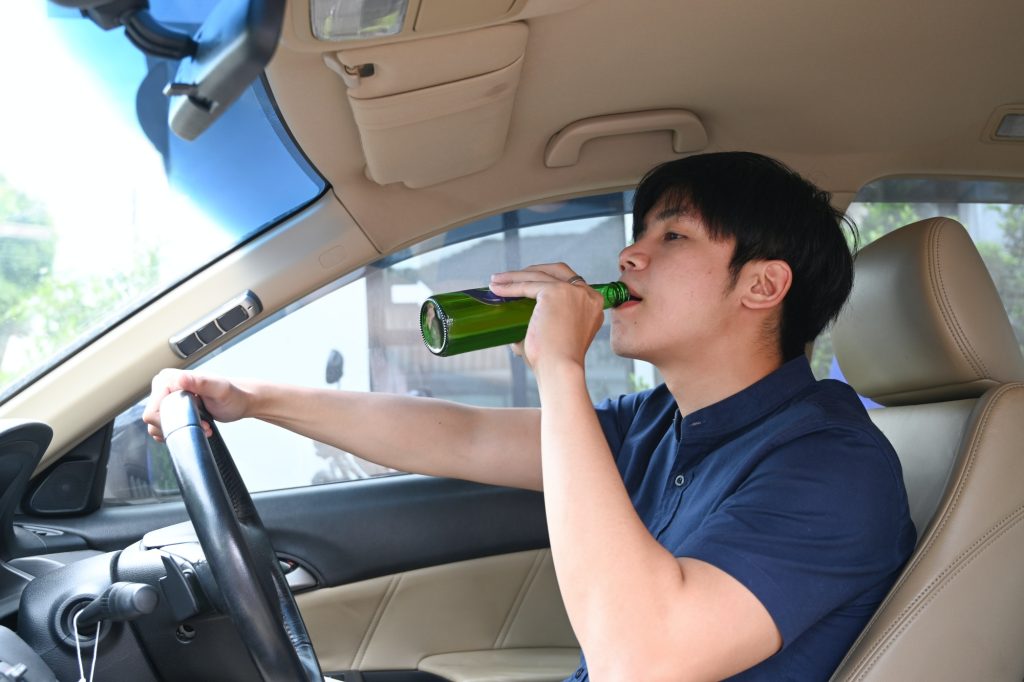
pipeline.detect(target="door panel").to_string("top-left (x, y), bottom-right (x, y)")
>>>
top-left (254, 476), bottom-right (550, 586)
top-left (24, 471), bottom-right (575, 680)
top-left (298, 549), bottom-right (577, 674)
top-left (25, 475), bottom-right (549, 584)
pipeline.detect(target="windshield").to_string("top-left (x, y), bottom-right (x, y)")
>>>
top-left (0, 2), bottom-right (325, 402)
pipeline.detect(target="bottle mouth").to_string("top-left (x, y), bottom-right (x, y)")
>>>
top-left (419, 299), bottom-right (447, 355)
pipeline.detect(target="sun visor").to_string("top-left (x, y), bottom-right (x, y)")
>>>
top-left (325, 23), bottom-right (528, 188)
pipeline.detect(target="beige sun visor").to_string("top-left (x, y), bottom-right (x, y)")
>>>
top-left (324, 23), bottom-right (528, 188)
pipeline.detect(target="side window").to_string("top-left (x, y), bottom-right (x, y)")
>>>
top-left (104, 193), bottom-right (659, 504)
top-left (812, 178), bottom-right (1024, 386)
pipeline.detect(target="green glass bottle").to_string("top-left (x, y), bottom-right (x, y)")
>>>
top-left (420, 281), bottom-right (630, 357)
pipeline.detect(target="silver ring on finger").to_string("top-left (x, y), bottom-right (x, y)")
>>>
top-left (567, 275), bottom-right (585, 286)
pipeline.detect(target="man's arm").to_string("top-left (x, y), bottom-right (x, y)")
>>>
top-left (487, 265), bottom-right (783, 681)
top-left (143, 369), bottom-right (543, 491)
top-left (537, 364), bottom-right (781, 681)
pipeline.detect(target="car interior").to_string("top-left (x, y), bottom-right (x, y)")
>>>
top-left (1, 0), bottom-right (1023, 680)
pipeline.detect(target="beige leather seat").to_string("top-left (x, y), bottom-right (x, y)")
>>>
top-left (829, 217), bottom-right (1024, 680)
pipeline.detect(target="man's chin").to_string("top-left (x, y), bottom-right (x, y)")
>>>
top-left (610, 337), bottom-right (644, 362)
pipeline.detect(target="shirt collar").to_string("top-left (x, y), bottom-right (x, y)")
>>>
top-left (675, 355), bottom-right (817, 441)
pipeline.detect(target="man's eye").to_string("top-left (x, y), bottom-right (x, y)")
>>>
top-left (665, 232), bottom-right (686, 241)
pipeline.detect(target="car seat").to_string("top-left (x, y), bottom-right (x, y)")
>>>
top-left (829, 217), bottom-right (1024, 680)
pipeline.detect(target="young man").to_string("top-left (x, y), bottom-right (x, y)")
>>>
top-left (145, 152), bottom-right (916, 681)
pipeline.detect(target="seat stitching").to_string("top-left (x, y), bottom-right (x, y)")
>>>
top-left (863, 500), bottom-right (1017, 654)
top-left (929, 220), bottom-right (985, 376)
top-left (840, 384), bottom-right (1023, 677)
top-left (862, 388), bottom-right (994, 603)
top-left (928, 220), bottom-right (988, 377)
top-left (839, 385), bottom-right (1014, 663)
top-left (884, 385), bottom-right (1017, 581)
top-left (850, 503), bottom-right (1024, 680)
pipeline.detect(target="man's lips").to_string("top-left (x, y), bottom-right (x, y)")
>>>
top-left (612, 284), bottom-right (641, 310)
top-left (616, 289), bottom-right (641, 310)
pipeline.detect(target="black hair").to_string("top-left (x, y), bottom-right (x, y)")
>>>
top-left (631, 152), bottom-right (857, 361)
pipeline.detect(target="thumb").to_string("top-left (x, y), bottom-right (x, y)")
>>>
top-left (174, 375), bottom-right (217, 436)
top-left (178, 373), bottom-right (220, 402)
top-left (174, 372), bottom-right (199, 394)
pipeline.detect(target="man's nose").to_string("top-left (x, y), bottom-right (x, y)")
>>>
top-left (618, 242), bottom-right (648, 272)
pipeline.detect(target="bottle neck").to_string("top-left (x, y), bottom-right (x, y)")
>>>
top-left (593, 281), bottom-right (630, 308)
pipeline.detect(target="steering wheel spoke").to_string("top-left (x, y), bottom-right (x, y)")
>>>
top-left (160, 390), bottom-right (324, 682)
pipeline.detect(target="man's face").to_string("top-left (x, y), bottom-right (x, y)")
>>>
top-left (610, 202), bottom-right (741, 366)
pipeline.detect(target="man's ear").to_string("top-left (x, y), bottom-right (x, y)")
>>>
top-left (740, 260), bottom-right (792, 310)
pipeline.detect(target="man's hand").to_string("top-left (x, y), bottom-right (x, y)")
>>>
top-left (489, 262), bottom-right (604, 376)
top-left (143, 369), bottom-right (252, 441)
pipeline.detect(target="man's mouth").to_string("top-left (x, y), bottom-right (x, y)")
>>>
top-left (615, 287), bottom-right (642, 310)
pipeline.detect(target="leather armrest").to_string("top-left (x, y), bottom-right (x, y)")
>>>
top-left (418, 647), bottom-right (580, 682)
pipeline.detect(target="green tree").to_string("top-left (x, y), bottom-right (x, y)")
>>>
top-left (857, 202), bottom-right (923, 245)
top-left (810, 202), bottom-right (923, 379)
top-left (1, 248), bottom-right (161, 389)
top-left (977, 205), bottom-right (1024, 354)
top-left (0, 175), bottom-right (161, 392)
top-left (813, 200), bottom-right (1024, 380)
top-left (0, 176), bottom-right (55, 364)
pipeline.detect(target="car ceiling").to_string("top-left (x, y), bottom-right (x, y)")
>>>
top-left (8, 0), bottom-right (1024, 466)
top-left (269, 0), bottom-right (1024, 254)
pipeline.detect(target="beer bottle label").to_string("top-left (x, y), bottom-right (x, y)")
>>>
top-left (460, 288), bottom-right (522, 305)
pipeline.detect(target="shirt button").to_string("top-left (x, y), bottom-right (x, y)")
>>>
top-left (674, 474), bottom-right (686, 487)
top-left (574, 667), bottom-right (585, 679)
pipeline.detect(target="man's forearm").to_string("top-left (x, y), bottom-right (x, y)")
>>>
top-left (238, 380), bottom-right (543, 490)
top-left (536, 363), bottom-right (698, 677)
top-left (536, 362), bottom-right (783, 681)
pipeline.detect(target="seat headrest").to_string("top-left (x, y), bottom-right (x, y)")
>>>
top-left (833, 217), bottom-right (1024, 406)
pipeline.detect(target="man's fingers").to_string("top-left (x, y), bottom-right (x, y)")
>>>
top-left (144, 369), bottom-right (206, 442)
top-left (491, 277), bottom-right (601, 303)
top-left (176, 372), bottom-right (201, 396)
top-left (522, 263), bottom-right (574, 279)
top-left (492, 262), bottom-right (579, 284)
top-left (147, 424), bottom-right (165, 442)
top-left (523, 262), bottom-right (577, 279)
top-left (489, 279), bottom-right (552, 300)
top-left (490, 271), bottom-right (553, 285)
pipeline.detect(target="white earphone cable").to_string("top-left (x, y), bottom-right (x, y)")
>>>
top-left (73, 609), bottom-right (101, 682)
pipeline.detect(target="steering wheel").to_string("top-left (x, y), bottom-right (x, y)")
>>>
top-left (160, 390), bottom-right (324, 681)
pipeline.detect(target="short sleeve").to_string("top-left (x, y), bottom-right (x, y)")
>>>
top-left (593, 390), bottom-right (648, 460)
top-left (679, 426), bottom-right (915, 646)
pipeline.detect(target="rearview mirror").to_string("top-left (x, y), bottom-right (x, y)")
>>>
top-left (166, 0), bottom-right (285, 140)
top-left (54, 0), bottom-right (285, 141)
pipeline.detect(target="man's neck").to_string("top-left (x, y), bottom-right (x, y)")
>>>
top-left (661, 350), bottom-right (785, 418)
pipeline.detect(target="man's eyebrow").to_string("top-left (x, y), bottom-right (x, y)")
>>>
top-left (653, 206), bottom-right (692, 223)
top-left (634, 202), bottom-right (694, 238)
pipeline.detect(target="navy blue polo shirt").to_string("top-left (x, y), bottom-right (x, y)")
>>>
top-left (564, 356), bottom-right (916, 681)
